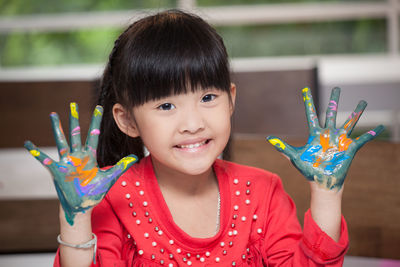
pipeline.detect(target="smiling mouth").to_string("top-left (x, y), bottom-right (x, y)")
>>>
top-left (176, 139), bottom-right (210, 149)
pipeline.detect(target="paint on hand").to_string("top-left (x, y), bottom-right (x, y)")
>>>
top-left (344, 111), bottom-right (361, 130)
top-left (117, 156), bottom-right (138, 170)
top-left (323, 152), bottom-right (350, 175)
top-left (30, 150), bottom-right (40, 157)
top-left (300, 145), bottom-right (322, 162)
top-left (25, 103), bottom-right (139, 226)
top-left (267, 87), bottom-right (383, 191)
top-left (300, 128), bottom-right (351, 177)
top-left (94, 107), bottom-right (102, 117)
top-left (71, 126), bottom-right (81, 136)
top-left (90, 129), bottom-right (100, 136)
top-left (328, 100), bottom-right (338, 111)
top-left (268, 138), bottom-right (286, 150)
top-left (65, 155), bottom-right (98, 186)
top-left (70, 103), bottom-right (79, 119)
top-left (302, 87), bottom-right (310, 102)
top-left (43, 158), bottom-right (53, 165)
top-left (338, 134), bottom-right (353, 151)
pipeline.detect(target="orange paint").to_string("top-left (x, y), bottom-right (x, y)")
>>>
top-left (65, 155), bottom-right (98, 186)
top-left (320, 129), bottom-right (331, 152)
top-left (344, 112), bottom-right (361, 130)
top-left (313, 158), bottom-right (322, 168)
top-left (338, 134), bottom-right (352, 151)
top-left (313, 129), bottom-right (339, 168)
top-left (59, 120), bottom-right (65, 136)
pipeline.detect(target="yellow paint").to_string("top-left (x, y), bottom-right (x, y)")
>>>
top-left (118, 156), bottom-right (137, 170)
top-left (30, 150), bottom-right (40, 157)
top-left (70, 103), bottom-right (79, 119)
top-left (268, 138), bottom-right (286, 150)
top-left (302, 87), bottom-right (310, 102)
top-left (94, 107), bottom-right (102, 117)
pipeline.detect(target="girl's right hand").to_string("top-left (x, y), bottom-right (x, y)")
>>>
top-left (24, 103), bottom-right (138, 225)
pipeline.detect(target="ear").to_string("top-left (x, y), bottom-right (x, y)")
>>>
top-left (229, 83), bottom-right (237, 115)
top-left (112, 103), bottom-right (140, 138)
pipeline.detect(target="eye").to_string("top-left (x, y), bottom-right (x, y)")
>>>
top-left (201, 94), bottom-right (217, 103)
top-left (157, 103), bottom-right (175, 111)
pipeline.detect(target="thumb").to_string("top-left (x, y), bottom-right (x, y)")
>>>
top-left (106, 155), bottom-right (139, 178)
top-left (266, 136), bottom-right (296, 160)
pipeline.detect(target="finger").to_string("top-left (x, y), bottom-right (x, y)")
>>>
top-left (340, 100), bottom-right (367, 136)
top-left (50, 112), bottom-right (69, 159)
top-left (301, 87), bottom-right (320, 132)
top-left (324, 87), bottom-right (340, 128)
top-left (267, 136), bottom-right (296, 160)
top-left (69, 102), bottom-right (82, 153)
top-left (101, 155), bottom-right (138, 187)
top-left (85, 106), bottom-right (103, 156)
top-left (354, 125), bottom-right (385, 149)
top-left (24, 140), bottom-right (58, 173)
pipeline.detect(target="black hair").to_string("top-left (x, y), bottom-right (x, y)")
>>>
top-left (97, 9), bottom-right (231, 167)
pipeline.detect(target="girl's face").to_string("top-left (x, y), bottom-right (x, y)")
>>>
top-left (124, 85), bottom-right (235, 177)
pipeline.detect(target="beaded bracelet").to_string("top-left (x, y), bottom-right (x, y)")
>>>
top-left (57, 233), bottom-right (97, 264)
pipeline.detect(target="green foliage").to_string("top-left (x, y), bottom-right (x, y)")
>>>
top-left (0, 28), bottom-right (122, 66)
top-left (217, 19), bottom-right (386, 57)
top-left (0, 0), bottom-right (388, 66)
top-left (0, 0), bottom-right (176, 15)
top-left (197, 0), bottom-right (381, 6)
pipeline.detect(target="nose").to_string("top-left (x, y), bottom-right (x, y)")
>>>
top-left (178, 106), bottom-right (205, 134)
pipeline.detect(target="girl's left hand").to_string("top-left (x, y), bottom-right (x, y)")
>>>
top-left (267, 87), bottom-right (384, 191)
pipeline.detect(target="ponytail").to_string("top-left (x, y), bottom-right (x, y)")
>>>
top-left (96, 35), bottom-right (144, 167)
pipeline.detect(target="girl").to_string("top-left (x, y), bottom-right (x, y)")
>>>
top-left (25, 9), bottom-right (383, 267)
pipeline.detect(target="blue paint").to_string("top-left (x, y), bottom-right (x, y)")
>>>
top-left (306, 135), bottom-right (315, 144)
top-left (89, 169), bottom-right (122, 195)
top-left (74, 178), bottom-right (85, 197)
top-left (323, 152), bottom-right (350, 175)
top-left (300, 145), bottom-right (321, 162)
top-left (56, 164), bottom-right (68, 173)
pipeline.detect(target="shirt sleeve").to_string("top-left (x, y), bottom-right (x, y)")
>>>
top-left (260, 175), bottom-right (349, 266)
top-left (53, 197), bottom-right (133, 267)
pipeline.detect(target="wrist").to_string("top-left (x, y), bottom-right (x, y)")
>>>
top-left (59, 205), bottom-right (93, 243)
top-left (309, 181), bottom-right (343, 242)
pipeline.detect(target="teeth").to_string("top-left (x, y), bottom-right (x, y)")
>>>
top-left (178, 140), bottom-right (207, 149)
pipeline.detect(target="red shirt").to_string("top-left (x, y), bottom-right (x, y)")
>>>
top-left (55, 156), bottom-right (348, 266)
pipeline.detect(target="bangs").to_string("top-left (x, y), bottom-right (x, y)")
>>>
top-left (116, 10), bottom-right (231, 107)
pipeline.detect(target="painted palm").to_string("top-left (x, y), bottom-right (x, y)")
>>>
top-left (267, 87), bottom-right (384, 190)
top-left (25, 103), bottom-right (138, 225)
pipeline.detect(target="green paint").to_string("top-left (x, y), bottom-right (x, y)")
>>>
top-left (267, 87), bottom-right (384, 191)
top-left (25, 103), bottom-right (138, 225)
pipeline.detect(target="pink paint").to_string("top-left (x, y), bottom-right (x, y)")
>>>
top-left (328, 100), bottom-right (337, 111)
top-left (90, 129), bottom-right (100, 135)
top-left (71, 126), bottom-right (81, 136)
top-left (43, 158), bottom-right (53, 165)
top-left (368, 130), bottom-right (376, 136)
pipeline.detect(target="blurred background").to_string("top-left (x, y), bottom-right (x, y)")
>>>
top-left (0, 0), bottom-right (399, 266)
